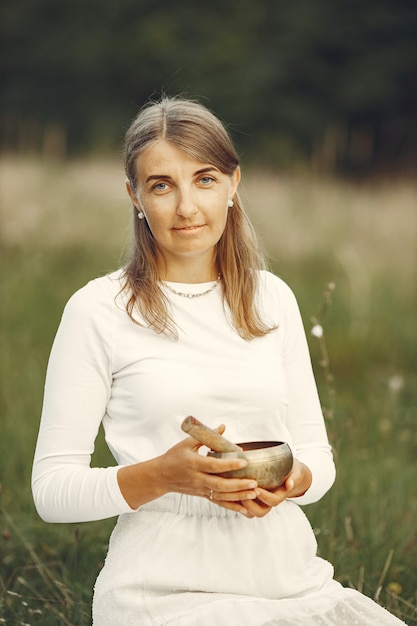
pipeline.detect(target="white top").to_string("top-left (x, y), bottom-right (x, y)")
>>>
top-left (32, 269), bottom-right (335, 523)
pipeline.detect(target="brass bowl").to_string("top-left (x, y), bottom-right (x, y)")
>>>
top-left (208, 441), bottom-right (293, 490)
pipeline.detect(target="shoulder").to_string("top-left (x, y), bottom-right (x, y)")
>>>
top-left (66, 269), bottom-right (123, 305)
top-left (63, 269), bottom-right (125, 320)
top-left (256, 270), bottom-right (302, 328)
top-left (258, 270), bottom-right (298, 304)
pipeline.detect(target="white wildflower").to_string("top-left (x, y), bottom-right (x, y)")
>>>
top-left (311, 324), bottom-right (324, 338)
top-left (388, 375), bottom-right (404, 394)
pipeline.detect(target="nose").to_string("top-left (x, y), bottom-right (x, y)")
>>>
top-left (176, 187), bottom-right (198, 218)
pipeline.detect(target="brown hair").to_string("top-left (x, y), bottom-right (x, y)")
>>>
top-left (122, 95), bottom-right (273, 340)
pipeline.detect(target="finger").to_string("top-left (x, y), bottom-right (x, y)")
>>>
top-left (209, 475), bottom-right (259, 494)
top-left (251, 487), bottom-right (287, 507)
top-left (285, 477), bottom-right (295, 491)
top-left (241, 498), bottom-right (272, 518)
top-left (178, 434), bottom-right (205, 451)
top-left (197, 454), bottom-right (249, 475)
top-left (213, 499), bottom-right (254, 517)
top-left (211, 488), bottom-right (259, 503)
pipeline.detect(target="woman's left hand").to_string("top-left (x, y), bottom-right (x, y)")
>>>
top-left (240, 458), bottom-right (312, 518)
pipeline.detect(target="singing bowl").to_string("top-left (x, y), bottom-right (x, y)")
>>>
top-left (208, 441), bottom-right (293, 490)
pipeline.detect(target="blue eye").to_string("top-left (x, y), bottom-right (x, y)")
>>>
top-left (200, 176), bottom-right (214, 184)
top-left (154, 182), bottom-right (168, 191)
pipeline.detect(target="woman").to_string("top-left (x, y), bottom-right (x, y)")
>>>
top-left (32, 96), bottom-right (405, 625)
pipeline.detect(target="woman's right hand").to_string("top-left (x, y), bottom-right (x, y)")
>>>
top-left (117, 426), bottom-right (260, 516)
top-left (156, 433), bottom-right (260, 515)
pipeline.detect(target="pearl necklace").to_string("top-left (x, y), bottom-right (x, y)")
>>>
top-left (163, 275), bottom-right (221, 299)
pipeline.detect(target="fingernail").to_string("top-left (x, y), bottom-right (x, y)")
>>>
top-left (240, 508), bottom-right (248, 516)
top-left (248, 481), bottom-right (257, 489)
top-left (247, 492), bottom-right (257, 499)
top-left (237, 460), bottom-right (248, 468)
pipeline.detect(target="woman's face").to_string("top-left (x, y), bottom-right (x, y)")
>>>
top-left (127, 140), bottom-right (240, 280)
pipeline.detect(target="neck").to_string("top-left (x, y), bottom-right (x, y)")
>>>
top-left (157, 256), bottom-right (218, 284)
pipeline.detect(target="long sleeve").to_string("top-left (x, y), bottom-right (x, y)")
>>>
top-left (31, 281), bottom-right (133, 523)
top-left (278, 278), bottom-right (336, 505)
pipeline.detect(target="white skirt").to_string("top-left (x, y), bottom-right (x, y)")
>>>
top-left (93, 494), bottom-right (405, 625)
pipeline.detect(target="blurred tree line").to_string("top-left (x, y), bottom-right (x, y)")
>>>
top-left (1, 0), bottom-right (416, 173)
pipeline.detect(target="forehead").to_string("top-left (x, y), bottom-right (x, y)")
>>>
top-left (136, 140), bottom-right (216, 178)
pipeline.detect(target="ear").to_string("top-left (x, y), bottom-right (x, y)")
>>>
top-left (126, 178), bottom-right (138, 207)
top-left (230, 166), bottom-right (241, 198)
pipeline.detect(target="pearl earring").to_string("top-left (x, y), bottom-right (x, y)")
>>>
top-left (137, 211), bottom-right (144, 220)
top-left (228, 199), bottom-right (234, 208)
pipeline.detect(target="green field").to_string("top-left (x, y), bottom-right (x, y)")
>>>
top-left (1, 157), bottom-right (416, 625)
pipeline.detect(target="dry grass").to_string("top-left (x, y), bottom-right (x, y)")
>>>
top-left (3, 155), bottom-right (415, 343)
top-left (0, 156), bottom-right (130, 250)
top-left (2, 157), bottom-right (417, 267)
top-left (242, 170), bottom-right (417, 290)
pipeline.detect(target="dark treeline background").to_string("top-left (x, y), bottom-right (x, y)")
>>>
top-left (1, 0), bottom-right (417, 174)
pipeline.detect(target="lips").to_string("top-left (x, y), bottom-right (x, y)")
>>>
top-left (172, 224), bottom-right (205, 231)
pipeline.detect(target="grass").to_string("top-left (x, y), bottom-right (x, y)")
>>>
top-left (1, 156), bottom-right (416, 625)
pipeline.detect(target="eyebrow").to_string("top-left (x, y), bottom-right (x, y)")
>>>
top-left (145, 166), bottom-right (218, 184)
